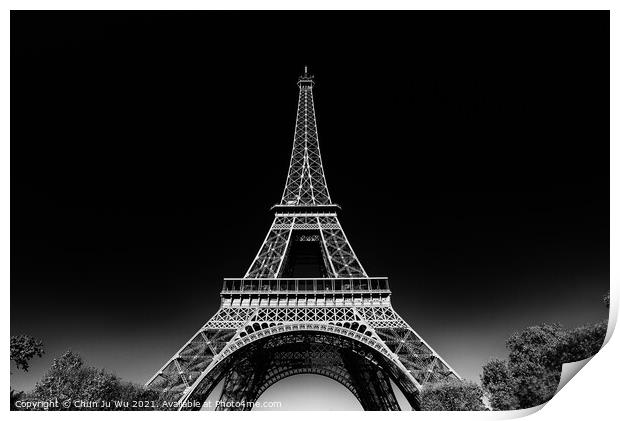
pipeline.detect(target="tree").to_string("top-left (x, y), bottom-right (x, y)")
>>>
top-left (480, 324), bottom-right (566, 410)
top-left (481, 320), bottom-right (608, 410)
top-left (480, 359), bottom-right (518, 410)
top-left (28, 350), bottom-right (94, 409)
top-left (505, 323), bottom-right (566, 408)
top-left (420, 380), bottom-right (486, 411)
top-left (25, 350), bottom-right (160, 411)
top-left (556, 320), bottom-right (607, 363)
top-left (11, 335), bottom-right (45, 410)
top-left (11, 335), bottom-right (44, 372)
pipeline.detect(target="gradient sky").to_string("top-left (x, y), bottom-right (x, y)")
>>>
top-left (11, 11), bottom-right (609, 400)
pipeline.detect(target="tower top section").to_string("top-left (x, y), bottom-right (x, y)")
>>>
top-left (278, 68), bottom-right (334, 210)
top-left (298, 65), bottom-right (314, 88)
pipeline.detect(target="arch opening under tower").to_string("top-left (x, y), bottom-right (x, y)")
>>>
top-left (183, 329), bottom-right (421, 411)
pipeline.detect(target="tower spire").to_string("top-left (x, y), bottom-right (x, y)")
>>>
top-left (280, 67), bottom-right (332, 206)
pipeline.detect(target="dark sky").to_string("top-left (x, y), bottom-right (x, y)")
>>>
top-left (11, 11), bottom-right (609, 393)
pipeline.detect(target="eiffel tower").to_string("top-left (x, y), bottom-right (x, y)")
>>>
top-left (146, 67), bottom-right (461, 410)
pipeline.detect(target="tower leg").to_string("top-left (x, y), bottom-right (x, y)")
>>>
top-left (341, 350), bottom-right (401, 411)
top-left (215, 354), bottom-right (267, 411)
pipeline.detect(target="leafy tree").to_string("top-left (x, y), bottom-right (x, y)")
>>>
top-left (10, 335), bottom-right (45, 410)
top-left (420, 380), bottom-right (486, 411)
top-left (25, 350), bottom-right (160, 411)
top-left (481, 320), bottom-right (608, 410)
top-left (505, 323), bottom-right (566, 408)
top-left (11, 335), bottom-right (44, 372)
top-left (480, 359), bottom-right (518, 410)
top-left (556, 320), bottom-right (607, 363)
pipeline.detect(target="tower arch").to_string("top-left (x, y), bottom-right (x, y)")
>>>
top-left (180, 328), bottom-right (420, 411)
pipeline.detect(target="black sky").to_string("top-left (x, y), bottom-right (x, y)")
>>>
top-left (10, 11), bottom-right (609, 391)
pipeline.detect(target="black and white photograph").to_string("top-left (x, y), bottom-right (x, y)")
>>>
top-left (8, 7), bottom-right (614, 414)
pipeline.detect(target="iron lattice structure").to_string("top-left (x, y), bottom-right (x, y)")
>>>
top-left (146, 68), bottom-right (461, 410)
